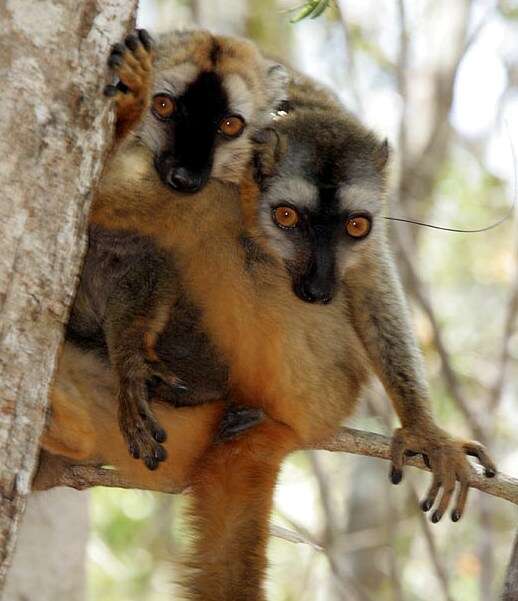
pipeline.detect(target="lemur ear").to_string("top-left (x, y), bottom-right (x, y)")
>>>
top-left (252, 127), bottom-right (287, 183)
top-left (264, 61), bottom-right (290, 109)
top-left (375, 138), bottom-right (390, 171)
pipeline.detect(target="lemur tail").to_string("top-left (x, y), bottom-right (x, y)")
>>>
top-left (182, 419), bottom-right (298, 601)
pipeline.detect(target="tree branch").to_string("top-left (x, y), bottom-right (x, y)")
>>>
top-left (33, 452), bottom-right (184, 495)
top-left (35, 428), bottom-right (518, 506)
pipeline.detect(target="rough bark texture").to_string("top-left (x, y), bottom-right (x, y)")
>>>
top-left (3, 489), bottom-right (89, 601)
top-left (0, 0), bottom-right (137, 590)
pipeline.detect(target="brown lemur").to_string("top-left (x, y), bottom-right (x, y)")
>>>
top-left (65, 29), bottom-right (289, 469)
top-left (43, 52), bottom-right (499, 601)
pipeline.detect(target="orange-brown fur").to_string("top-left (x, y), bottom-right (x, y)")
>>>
top-left (90, 145), bottom-right (370, 443)
top-left (41, 33), bottom-right (496, 600)
top-left (84, 29), bottom-right (290, 467)
top-left (44, 343), bottom-right (226, 492)
top-left (43, 125), bottom-right (370, 600)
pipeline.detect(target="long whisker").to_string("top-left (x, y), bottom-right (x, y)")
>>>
top-left (384, 123), bottom-right (516, 233)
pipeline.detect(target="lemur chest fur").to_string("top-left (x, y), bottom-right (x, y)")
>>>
top-left (92, 154), bottom-right (370, 442)
top-left (157, 195), bottom-right (370, 441)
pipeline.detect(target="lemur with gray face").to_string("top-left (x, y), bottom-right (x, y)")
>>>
top-left (66, 29), bottom-right (288, 469)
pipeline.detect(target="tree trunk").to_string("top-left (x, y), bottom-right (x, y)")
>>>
top-left (3, 490), bottom-right (89, 601)
top-left (0, 0), bottom-right (137, 591)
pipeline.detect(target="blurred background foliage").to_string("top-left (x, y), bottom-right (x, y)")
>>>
top-left (88, 1), bottom-right (518, 600)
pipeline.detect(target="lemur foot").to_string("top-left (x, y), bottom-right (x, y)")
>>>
top-left (104, 29), bottom-right (155, 138)
top-left (118, 365), bottom-right (188, 470)
top-left (215, 406), bottom-right (265, 442)
top-left (390, 426), bottom-right (497, 523)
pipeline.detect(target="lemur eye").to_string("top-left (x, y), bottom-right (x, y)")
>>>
top-left (273, 206), bottom-right (300, 229)
top-left (152, 94), bottom-right (176, 120)
top-left (218, 115), bottom-right (245, 138)
top-left (345, 214), bottom-right (371, 239)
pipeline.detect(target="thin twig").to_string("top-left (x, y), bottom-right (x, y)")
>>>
top-left (409, 486), bottom-right (454, 601)
top-left (488, 222), bottom-right (518, 410)
top-left (396, 0), bottom-right (408, 171)
top-left (314, 428), bottom-right (518, 505)
top-left (394, 232), bottom-right (487, 442)
top-left (502, 529), bottom-right (518, 601)
top-left (269, 524), bottom-right (323, 550)
top-left (308, 451), bottom-right (339, 547)
top-left (335, 0), bottom-right (364, 117)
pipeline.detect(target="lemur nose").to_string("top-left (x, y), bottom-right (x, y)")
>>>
top-left (298, 279), bottom-right (333, 305)
top-left (167, 167), bottom-right (201, 193)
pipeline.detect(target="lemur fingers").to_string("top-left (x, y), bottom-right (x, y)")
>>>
top-left (104, 30), bottom-right (154, 94)
top-left (390, 426), bottom-right (496, 524)
top-left (118, 377), bottom-right (167, 471)
top-left (463, 440), bottom-right (497, 478)
top-left (125, 30), bottom-right (154, 69)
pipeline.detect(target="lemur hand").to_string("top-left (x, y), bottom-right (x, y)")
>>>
top-left (118, 361), bottom-right (188, 471)
top-left (104, 29), bottom-right (155, 139)
top-left (390, 425), bottom-right (496, 523)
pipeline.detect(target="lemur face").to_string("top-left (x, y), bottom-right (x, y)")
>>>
top-left (256, 113), bottom-right (389, 304)
top-left (137, 30), bottom-right (287, 193)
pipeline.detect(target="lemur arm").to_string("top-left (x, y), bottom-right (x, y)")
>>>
top-left (103, 252), bottom-right (182, 470)
top-left (346, 246), bottom-right (433, 428)
top-left (345, 242), bottom-right (496, 522)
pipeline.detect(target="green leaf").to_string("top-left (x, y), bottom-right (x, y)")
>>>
top-left (310, 0), bottom-right (331, 19)
top-left (290, 1), bottom-right (319, 23)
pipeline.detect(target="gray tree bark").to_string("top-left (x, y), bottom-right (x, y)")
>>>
top-left (0, 0), bottom-right (137, 592)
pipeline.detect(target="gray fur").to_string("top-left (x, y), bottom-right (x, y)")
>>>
top-left (253, 78), bottom-right (436, 428)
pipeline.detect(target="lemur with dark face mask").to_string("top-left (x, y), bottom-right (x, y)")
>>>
top-left (42, 40), bottom-right (497, 600)
top-left (66, 29), bottom-right (288, 468)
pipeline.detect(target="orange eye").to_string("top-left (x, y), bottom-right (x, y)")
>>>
top-left (219, 115), bottom-right (245, 138)
top-left (273, 206), bottom-right (300, 229)
top-left (345, 215), bottom-right (371, 239)
top-left (152, 94), bottom-right (176, 119)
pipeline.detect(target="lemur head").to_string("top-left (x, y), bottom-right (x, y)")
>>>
top-left (253, 110), bottom-right (390, 304)
top-left (136, 30), bottom-right (287, 193)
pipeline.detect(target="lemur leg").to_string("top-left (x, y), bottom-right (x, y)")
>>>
top-left (41, 388), bottom-right (97, 461)
top-left (104, 29), bottom-right (155, 142)
top-left (184, 418), bottom-right (298, 601)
